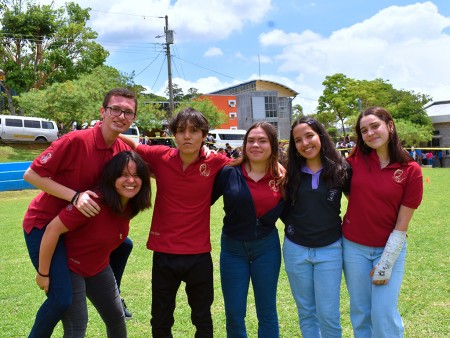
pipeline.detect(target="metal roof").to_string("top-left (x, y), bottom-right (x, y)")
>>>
top-left (210, 79), bottom-right (298, 97)
top-left (424, 101), bottom-right (450, 123)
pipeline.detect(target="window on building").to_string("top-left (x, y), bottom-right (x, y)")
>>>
top-left (265, 96), bottom-right (278, 118)
top-left (269, 121), bottom-right (278, 129)
top-left (229, 112), bottom-right (236, 120)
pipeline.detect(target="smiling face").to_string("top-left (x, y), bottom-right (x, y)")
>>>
top-left (359, 114), bottom-right (393, 152)
top-left (245, 127), bottom-right (272, 164)
top-left (292, 123), bottom-right (322, 163)
top-left (100, 95), bottom-right (136, 135)
top-left (114, 160), bottom-right (142, 205)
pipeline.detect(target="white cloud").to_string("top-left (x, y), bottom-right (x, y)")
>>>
top-left (260, 2), bottom-right (450, 103)
top-left (204, 47), bottom-right (223, 57)
top-left (44, 0), bottom-right (273, 42)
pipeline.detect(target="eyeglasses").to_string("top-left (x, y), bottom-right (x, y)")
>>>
top-left (106, 106), bottom-right (136, 121)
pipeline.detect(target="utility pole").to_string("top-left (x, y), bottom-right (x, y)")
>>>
top-left (164, 16), bottom-right (174, 117)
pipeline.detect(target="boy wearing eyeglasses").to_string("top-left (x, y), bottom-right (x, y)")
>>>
top-left (22, 88), bottom-right (138, 337)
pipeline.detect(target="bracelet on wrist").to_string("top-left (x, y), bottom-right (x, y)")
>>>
top-left (70, 191), bottom-right (80, 205)
top-left (37, 270), bottom-right (49, 278)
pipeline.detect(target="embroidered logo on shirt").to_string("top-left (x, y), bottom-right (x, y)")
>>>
top-left (40, 152), bottom-right (52, 164)
top-left (287, 224), bottom-right (295, 235)
top-left (393, 169), bottom-right (405, 183)
top-left (199, 164), bottom-right (211, 177)
top-left (268, 180), bottom-right (279, 192)
top-left (327, 188), bottom-right (338, 201)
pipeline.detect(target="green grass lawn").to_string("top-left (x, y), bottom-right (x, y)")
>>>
top-left (0, 142), bottom-right (49, 163)
top-left (0, 169), bottom-right (449, 337)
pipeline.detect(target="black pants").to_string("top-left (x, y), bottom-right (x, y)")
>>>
top-left (151, 252), bottom-right (214, 338)
top-left (62, 266), bottom-right (126, 338)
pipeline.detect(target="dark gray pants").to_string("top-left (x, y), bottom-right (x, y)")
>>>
top-left (62, 265), bottom-right (127, 338)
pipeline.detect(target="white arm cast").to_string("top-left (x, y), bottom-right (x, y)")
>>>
top-left (372, 230), bottom-right (406, 281)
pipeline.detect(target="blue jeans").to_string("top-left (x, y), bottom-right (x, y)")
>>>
top-left (62, 266), bottom-right (126, 338)
top-left (283, 237), bottom-right (343, 338)
top-left (343, 237), bottom-right (406, 338)
top-left (24, 227), bottom-right (72, 338)
top-left (109, 237), bottom-right (133, 292)
top-left (220, 229), bottom-right (281, 338)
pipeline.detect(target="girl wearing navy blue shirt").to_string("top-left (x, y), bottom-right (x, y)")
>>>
top-left (282, 117), bottom-right (350, 338)
top-left (212, 122), bottom-right (283, 337)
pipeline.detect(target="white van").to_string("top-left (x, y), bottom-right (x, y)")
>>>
top-left (121, 124), bottom-right (140, 144)
top-left (209, 129), bottom-right (246, 149)
top-left (0, 115), bottom-right (59, 142)
top-left (90, 120), bottom-right (140, 145)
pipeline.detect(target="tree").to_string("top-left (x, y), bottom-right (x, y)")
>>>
top-left (183, 87), bottom-right (202, 101)
top-left (165, 83), bottom-right (184, 102)
top-left (134, 102), bottom-right (168, 133)
top-left (0, 1), bottom-right (108, 114)
top-left (292, 104), bottom-right (304, 120)
top-left (176, 97), bottom-right (227, 129)
top-left (394, 119), bottom-right (433, 146)
top-left (317, 73), bottom-right (434, 145)
top-left (17, 66), bottom-right (131, 131)
top-left (317, 74), bottom-right (356, 135)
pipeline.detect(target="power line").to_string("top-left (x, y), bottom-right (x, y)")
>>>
top-left (135, 50), bottom-right (164, 78)
top-left (151, 56), bottom-right (167, 92)
top-left (171, 55), bottom-right (241, 82)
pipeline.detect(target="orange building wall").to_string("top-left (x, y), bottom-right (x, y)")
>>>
top-left (200, 94), bottom-right (238, 129)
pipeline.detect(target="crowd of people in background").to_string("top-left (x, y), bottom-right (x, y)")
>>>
top-left (409, 146), bottom-right (446, 167)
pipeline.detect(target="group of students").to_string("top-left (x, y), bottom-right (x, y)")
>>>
top-left (22, 87), bottom-right (423, 338)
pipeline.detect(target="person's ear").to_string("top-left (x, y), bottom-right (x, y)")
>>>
top-left (388, 121), bottom-right (394, 133)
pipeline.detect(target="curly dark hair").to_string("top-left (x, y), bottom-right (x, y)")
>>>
top-left (284, 117), bottom-right (349, 204)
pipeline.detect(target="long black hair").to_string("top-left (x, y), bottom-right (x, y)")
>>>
top-left (284, 117), bottom-right (348, 204)
top-left (99, 151), bottom-right (151, 218)
top-left (350, 106), bottom-right (412, 165)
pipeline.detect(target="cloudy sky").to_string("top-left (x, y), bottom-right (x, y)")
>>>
top-left (41, 0), bottom-right (450, 113)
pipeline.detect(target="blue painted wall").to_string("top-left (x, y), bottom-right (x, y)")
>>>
top-left (0, 161), bottom-right (35, 191)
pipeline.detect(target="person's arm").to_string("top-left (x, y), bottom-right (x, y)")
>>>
top-left (370, 205), bottom-right (415, 285)
top-left (35, 216), bottom-right (69, 293)
top-left (24, 168), bottom-right (100, 217)
top-left (117, 134), bottom-right (138, 150)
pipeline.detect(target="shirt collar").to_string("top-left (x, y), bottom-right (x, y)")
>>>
top-left (301, 165), bottom-right (322, 175)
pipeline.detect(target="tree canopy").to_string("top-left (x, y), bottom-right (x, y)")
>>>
top-left (18, 66), bottom-right (132, 131)
top-left (316, 73), bottom-right (434, 145)
top-left (0, 0), bottom-right (108, 114)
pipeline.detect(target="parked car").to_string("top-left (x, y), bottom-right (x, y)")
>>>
top-left (0, 115), bottom-right (59, 142)
top-left (208, 129), bottom-right (246, 149)
top-left (146, 136), bottom-right (177, 148)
